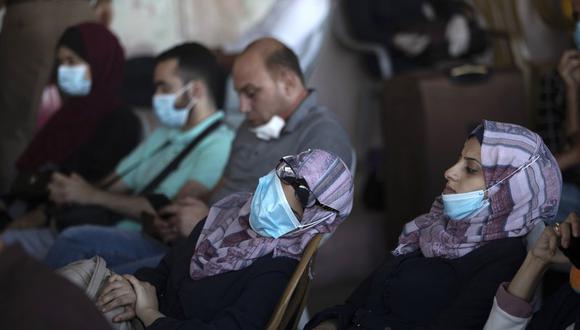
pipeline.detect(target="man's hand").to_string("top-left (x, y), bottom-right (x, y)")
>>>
top-left (152, 216), bottom-right (179, 243)
top-left (124, 275), bottom-right (164, 327)
top-left (96, 274), bottom-right (137, 322)
top-left (160, 197), bottom-right (209, 239)
top-left (48, 172), bottom-right (98, 205)
top-left (558, 50), bottom-right (580, 90)
top-left (531, 213), bottom-right (580, 265)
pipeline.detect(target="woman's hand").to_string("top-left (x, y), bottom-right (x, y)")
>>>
top-left (48, 172), bottom-right (98, 205)
top-left (124, 274), bottom-right (164, 327)
top-left (96, 274), bottom-right (137, 322)
top-left (531, 213), bottom-right (580, 266)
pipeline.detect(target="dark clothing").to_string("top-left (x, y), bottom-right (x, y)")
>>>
top-left (17, 23), bottom-right (126, 175)
top-left (528, 282), bottom-right (580, 330)
top-left (342, 0), bottom-right (487, 74)
top-left (0, 244), bottom-right (112, 330)
top-left (0, 0), bottom-right (95, 193)
top-left (306, 238), bottom-right (527, 330)
top-left (135, 220), bottom-right (298, 330)
top-left (61, 105), bottom-right (141, 182)
top-left (212, 90), bottom-right (352, 203)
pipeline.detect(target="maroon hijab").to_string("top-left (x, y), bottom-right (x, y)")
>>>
top-left (17, 23), bottom-right (125, 171)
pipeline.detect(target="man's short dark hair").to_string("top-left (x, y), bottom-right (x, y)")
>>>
top-left (264, 44), bottom-right (305, 85)
top-left (155, 43), bottom-right (220, 103)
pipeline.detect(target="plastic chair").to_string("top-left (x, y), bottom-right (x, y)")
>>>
top-left (265, 234), bottom-right (324, 330)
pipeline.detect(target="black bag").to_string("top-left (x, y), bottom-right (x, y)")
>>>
top-left (10, 170), bottom-right (55, 202)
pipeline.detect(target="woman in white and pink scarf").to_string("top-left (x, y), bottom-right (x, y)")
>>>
top-left (307, 120), bottom-right (562, 330)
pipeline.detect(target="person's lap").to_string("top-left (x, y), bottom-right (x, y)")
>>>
top-left (1, 227), bottom-right (56, 259)
top-left (44, 225), bottom-right (168, 271)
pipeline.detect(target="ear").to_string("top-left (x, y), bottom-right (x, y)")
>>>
top-left (188, 80), bottom-right (206, 99)
top-left (277, 68), bottom-right (298, 97)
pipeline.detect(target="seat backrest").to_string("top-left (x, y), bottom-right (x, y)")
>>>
top-left (265, 234), bottom-right (324, 330)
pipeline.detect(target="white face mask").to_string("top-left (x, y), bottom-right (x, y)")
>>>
top-left (153, 83), bottom-right (196, 128)
top-left (58, 64), bottom-right (92, 96)
top-left (250, 115), bottom-right (285, 140)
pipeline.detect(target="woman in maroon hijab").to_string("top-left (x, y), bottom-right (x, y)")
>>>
top-left (17, 22), bottom-right (140, 184)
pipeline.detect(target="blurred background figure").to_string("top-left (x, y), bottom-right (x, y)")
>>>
top-left (0, 0), bottom-right (117, 194)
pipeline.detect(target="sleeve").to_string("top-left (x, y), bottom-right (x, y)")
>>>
top-left (135, 220), bottom-right (205, 300)
top-left (304, 277), bottom-right (370, 329)
top-left (134, 249), bottom-right (172, 297)
top-left (305, 254), bottom-right (400, 329)
top-left (179, 129), bottom-right (234, 190)
top-left (482, 283), bottom-right (532, 330)
top-left (62, 107), bottom-right (141, 182)
top-left (145, 264), bottom-right (294, 330)
top-left (299, 118), bottom-right (353, 170)
top-left (115, 129), bottom-right (165, 190)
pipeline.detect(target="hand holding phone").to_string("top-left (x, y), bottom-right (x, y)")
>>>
top-left (141, 211), bottom-right (177, 243)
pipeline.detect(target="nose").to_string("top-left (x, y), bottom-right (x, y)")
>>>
top-left (444, 161), bottom-right (461, 182)
top-left (239, 96), bottom-right (251, 114)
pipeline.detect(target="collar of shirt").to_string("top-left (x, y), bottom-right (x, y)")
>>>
top-left (282, 89), bottom-right (317, 134)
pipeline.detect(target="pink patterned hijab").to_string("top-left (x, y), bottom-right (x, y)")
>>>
top-left (190, 149), bottom-right (354, 280)
top-left (394, 120), bottom-right (562, 259)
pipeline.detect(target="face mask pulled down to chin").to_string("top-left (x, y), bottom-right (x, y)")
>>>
top-left (250, 115), bottom-right (285, 141)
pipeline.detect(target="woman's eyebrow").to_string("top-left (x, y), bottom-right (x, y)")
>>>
top-left (464, 156), bottom-right (482, 166)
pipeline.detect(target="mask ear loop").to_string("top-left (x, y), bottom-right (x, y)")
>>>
top-left (175, 82), bottom-right (198, 111)
top-left (283, 211), bottom-right (336, 238)
top-left (485, 154), bottom-right (541, 194)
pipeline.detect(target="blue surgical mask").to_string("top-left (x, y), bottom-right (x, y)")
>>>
top-left (574, 21), bottom-right (580, 50)
top-left (153, 83), bottom-right (196, 128)
top-left (58, 64), bottom-right (91, 96)
top-left (249, 172), bottom-right (301, 238)
top-left (442, 189), bottom-right (489, 220)
top-left (442, 154), bottom-right (541, 221)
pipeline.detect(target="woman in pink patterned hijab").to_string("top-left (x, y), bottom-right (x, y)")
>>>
top-left (395, 120), bottom-right (562, 259)
top-left (305, 120), bottom-right (563, 330)
top-left (190, 148), bottom-right (354, 280)
top-left (100, 149), bottom-right (353, 329)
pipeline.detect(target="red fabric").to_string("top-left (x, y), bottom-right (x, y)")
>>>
top-left (17, 23), bottom-right (125, 171)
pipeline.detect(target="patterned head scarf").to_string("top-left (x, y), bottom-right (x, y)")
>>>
top-left (190, 149), bottom-right (354, 280)
top-left (394, 120), bottom-right (562, 258)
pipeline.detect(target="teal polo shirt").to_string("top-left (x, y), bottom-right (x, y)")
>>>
top-left (114, 112), bottom-right (233, 230)
top-left (116, 112), bottom-right (233, 197)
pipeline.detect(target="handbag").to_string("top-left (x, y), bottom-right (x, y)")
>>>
top-left (57, 256), bottom-right (144, 330)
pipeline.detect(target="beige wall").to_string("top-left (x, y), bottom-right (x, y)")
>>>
top-left (110, 0), bottom-right (274, 57)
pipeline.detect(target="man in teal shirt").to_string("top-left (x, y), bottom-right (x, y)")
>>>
top-left (1, 43), bottom-right (234, 265)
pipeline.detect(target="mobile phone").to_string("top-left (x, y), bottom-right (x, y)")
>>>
top-left (560, 235), bottom-right (580, 269)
